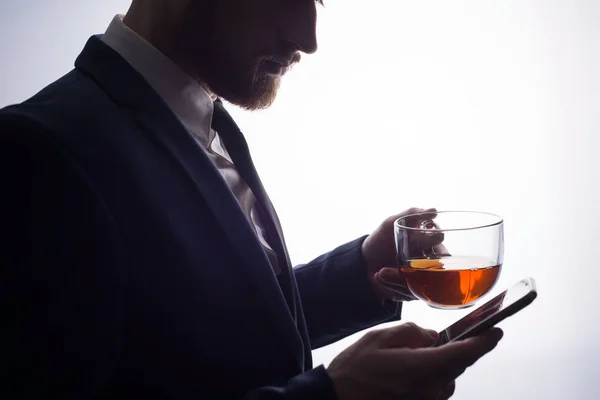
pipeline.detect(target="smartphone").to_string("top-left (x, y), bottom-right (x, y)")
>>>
top-left (434, 277), bottom-right (537, 346)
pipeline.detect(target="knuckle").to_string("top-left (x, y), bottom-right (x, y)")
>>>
top-left (448, 382), bottom-right (456, 396)
top-left (405, 207), bottom-right (422, 215)
top-left (392, 208), bottom-right (422, 224)
top-left (363, 328), bottom-right (382, 341)
top-left (386, 214), bottom-right (401, 224)
top-left (419, 387), bottom-right (441, 400)
top-left (438, 381), bottom-right (457, 400)
top-left (453, 366), bottom-right (467, 378)
top-left (402, 321), bottom-right (419, 330)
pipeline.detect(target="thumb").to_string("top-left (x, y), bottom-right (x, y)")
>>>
top-left (414, 328), bottom-right (504, 379)
top-left (380, 322), bottom-right (440, 349)
top-left (376, 267), bottom-right (408, 287)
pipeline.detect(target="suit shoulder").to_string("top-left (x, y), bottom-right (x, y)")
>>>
top-left (0, 69), bottom-right (108, 174)
top-left (0, 98), bottom-right (80, 174)
top-left (0, 68), bottom-right (123, 140)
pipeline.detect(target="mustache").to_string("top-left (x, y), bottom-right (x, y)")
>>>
top-left (262, 52), bottom-right (302, 68)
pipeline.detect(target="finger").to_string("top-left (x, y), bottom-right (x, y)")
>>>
top-left (375, 284), bottom-right (414, 302)
top-left (417, 328), bottom-right (504, 379)
top-left (433, 243), bottom-right (452, 258)
top-left (396, 207), bottom-right (438, 227)
top-left (410, 230), bottom-right (445, 249)
top-left (376, 267), bottom-right (408, 287)
top-left (379, 322), bottom-right (440, 349)
top-left (374, 270), bottom-right (416, 301)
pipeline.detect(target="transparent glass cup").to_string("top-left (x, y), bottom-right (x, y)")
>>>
top-left (394, 211), bottom-right (504, 310)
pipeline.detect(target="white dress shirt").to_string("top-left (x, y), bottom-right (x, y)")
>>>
top-left (101, 15), bottom-right (278, 270)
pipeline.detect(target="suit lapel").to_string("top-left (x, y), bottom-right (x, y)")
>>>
top-left (212, 100), bottom-right (297, 318)
top-left (212, 101), bottom-right (294, 270)
top-left (74, 36), bottom-right (302, 349)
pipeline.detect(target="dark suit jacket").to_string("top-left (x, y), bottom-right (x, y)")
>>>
top-left (0, 36), bottom-right (401, 399)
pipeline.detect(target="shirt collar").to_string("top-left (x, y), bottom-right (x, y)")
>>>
top-left (101, 14), bottom-right (214, 146)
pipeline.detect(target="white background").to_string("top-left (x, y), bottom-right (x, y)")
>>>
top-left (1, 1), bottom-right (599, 398)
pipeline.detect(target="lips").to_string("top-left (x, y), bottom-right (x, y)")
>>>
top-left (259, 53), bottom-right (300, 76)
top-left (259, 59), bottom-right (291, 76)
top-left (269, 57), bottom-right (293, 69)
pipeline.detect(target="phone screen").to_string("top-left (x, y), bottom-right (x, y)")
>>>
top-left (437, 278), bottom-right (534, 345)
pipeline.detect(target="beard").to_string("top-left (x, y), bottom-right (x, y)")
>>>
top-left (201, 53), bottom-right (301, 110)
top-left (201, 56), bottom-right (282, 111)
top-left (174, 2), bottom-right (298, 110)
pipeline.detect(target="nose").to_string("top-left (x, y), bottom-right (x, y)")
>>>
top-left (282, 0), bottom-right (318, 54)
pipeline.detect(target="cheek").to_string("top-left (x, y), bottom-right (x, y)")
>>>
top-left (212, 20), bottom-right (252, 59)
top-left (228, 8), bottom-right (277, 54)
top-left (220, 34), bottom-right (264, 69)
top-left (210, 3), bottom-right (280, 66)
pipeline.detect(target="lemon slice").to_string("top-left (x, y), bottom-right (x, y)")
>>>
top-left (410, 259), bottom-right (445, 269)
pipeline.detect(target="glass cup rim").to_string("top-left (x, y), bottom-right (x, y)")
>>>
top-left (394, 210), bottom-right (503, 232)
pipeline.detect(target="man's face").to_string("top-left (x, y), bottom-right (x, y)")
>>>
top-left (175, 0), bottom-right (319, 110)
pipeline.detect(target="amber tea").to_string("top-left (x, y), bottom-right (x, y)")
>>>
top-left (400, 256), bottom-right (501, 309)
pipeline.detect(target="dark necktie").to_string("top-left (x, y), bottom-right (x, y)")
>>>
top-left (211, 99), bottom-right (296, 317)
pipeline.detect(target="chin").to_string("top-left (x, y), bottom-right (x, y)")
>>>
top-left (222, 76), bottom-right (281, 111)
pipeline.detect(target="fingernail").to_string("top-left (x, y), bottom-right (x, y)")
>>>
top-left (488, 328), bottom-right (504, 341)
top-left (427, 329), bottom-right (440, 341)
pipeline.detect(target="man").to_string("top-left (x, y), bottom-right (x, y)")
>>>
top-left (0, 0), bottom-right (503, 398)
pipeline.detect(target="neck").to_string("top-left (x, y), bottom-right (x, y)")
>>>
top-left (123, 2), bottom-right (197, 78)
top-left (123, 3), bottom-right (167, 54)
top-left (122, 2), bottom-right (218, 99)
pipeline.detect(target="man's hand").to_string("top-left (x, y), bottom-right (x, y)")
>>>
top-left (327, 322), bottom-right (504, 400)
top-left (362, 207), bottom-right (439, 302)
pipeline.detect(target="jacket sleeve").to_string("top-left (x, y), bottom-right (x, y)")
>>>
top-left (0, 113), bottom-right (342, 400)
top-left (294, 237), bottom-right (402, 350)
top-left (243, 365), bottom-right (337, 399)
top-left (0, 113), bottom-right (128, 398)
